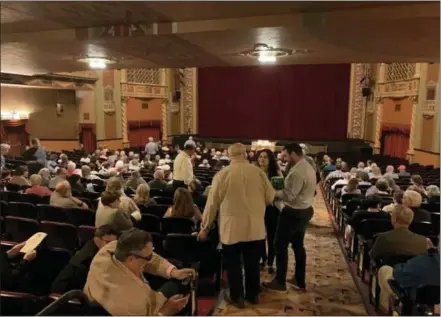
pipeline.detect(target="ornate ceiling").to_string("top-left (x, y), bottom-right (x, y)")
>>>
top-left (1, 1), bottom-right (439, 75)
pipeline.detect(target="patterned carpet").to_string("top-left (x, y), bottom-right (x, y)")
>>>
top-left (214, 187), bottom-right (368, 316)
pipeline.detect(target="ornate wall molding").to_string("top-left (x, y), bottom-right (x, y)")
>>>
top-left (407, 97), bottom-right (418, 159)
top-left (121, 83), bottom-right (167, 99)
top-left (182, 68), bottom-right (197, 134)
top-left (348, 64), bottom-right (365, 139)
top-left (103, 85), bottom-right (116, 114)
top-left (374, 99), bottom-right (383, 151)
top-left (376, 78), bottom-right (420, 99)
top-left (121, 96), bottom-right (129, 146)
top-left (161, 99), bottom-right (168, 143)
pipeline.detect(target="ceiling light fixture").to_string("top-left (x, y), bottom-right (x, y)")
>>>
top-left (77, 56), bottom-right (117, 70)
top-left (240, 44), bottom-right (311, 64)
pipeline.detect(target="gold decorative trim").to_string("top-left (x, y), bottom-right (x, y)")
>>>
top-left (376, 78), bottom-right (420, 99)
top-left (161, 99), bottom-right (168, 143)
top-left (121, 83), bottom-right (167, 99)
top-left (121, 96), bottom-right (129, 145)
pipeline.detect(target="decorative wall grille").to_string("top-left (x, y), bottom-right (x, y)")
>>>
top-left (385, 63), bottom-right (416, 82)
top-left (126, 69), bottom-right (161, 85)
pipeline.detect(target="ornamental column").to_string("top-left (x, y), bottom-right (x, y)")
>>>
top-left (121, 96), bottom-right (129, 148)
top-left (181, 68), bottom-right (198, 134)
top-left (161, 98), bottom-right (169, 144)
top-left (406, 96), bottom-right (418, 162)
top-left (373, 97), bottom-right (384, 154)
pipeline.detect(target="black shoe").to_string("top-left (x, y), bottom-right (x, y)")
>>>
top-left (225, 295), bottom-right (245, 309)
top-left (286, 278), bottom-right (306, 291)
top-left (268, 266), bottom-right (275, 274)
top-left (262, 279), bottom-right (287, 292)
top-left (246, 296), bottom-right (259, 305)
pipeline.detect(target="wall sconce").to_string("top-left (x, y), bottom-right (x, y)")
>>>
top-left (423, 113), bottom-right (435, 120)
top-left (1, 111), bottom-right (30, 120)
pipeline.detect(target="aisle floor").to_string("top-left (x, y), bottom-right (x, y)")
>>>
top-left (213, 187), bottom-right (368, 316)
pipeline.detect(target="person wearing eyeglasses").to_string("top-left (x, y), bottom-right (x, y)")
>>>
top-left (51, 225), bottom-right (121, 294)
top-left (84, 228), bottom-right (195, 316)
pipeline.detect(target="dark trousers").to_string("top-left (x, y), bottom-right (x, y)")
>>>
top-left (275, 206), bottom-right (313, 288)
top-left (222, 239), bottom-right (263, 301)
top-left (261, 206), bottom-right (280, 267)
top-left (172, 180), bottom-right (187, 193)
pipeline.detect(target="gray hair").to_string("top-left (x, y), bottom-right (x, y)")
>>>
top-left (426, 185), bottom-right (440, 198)
top-left (81, 165), bottom-right (91, 177)
top-left (38, 168), bottom-right (50, 178)
top-left (114, 228), bottom-right (152, 262)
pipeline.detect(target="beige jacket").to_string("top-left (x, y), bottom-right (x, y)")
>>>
top-left (84, 241), bottom-right (175, 316)
top-left (201, 158), bottom-right (275, 245)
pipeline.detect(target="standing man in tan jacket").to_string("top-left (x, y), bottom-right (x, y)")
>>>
top-left (198, 143), bottom-right (275, 308)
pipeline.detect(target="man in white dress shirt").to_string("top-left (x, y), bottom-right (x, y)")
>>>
top-left (145, 137), bottom-right (158, 156)
top-left (172, 144), bottom-right (195, 192)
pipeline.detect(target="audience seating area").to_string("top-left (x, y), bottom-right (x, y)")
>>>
top-left (321, 156), bottom-right (440, 316)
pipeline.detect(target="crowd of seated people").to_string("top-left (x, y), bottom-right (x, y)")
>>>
top-left (322, 155), bottom-right (440, 314)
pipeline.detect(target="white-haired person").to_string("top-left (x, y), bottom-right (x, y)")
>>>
top-left (383, 165), bottom-right (399, 180)
top-left (128, 154), bottom-right (141, 172)
top-left (1, 143), bottom-right (11, 171)
top-left (25, 174), bottom-right (52, 197)
top-left (50, 181), bottom-right (88, 209)
top-left (198, 159), bottom-right (210, 168)
top-left (145, 137), bottom-right (158, 156)
top-left (299, 143), bottom-right (317, 171)
top-left (164, 154), bottom-right (172, 164)
top-left (148, 169), bottom-right (168, 191)
top-left (366, 178), bottom-right (390, 197)
top-left (81, 165), bottom-right (102, 180)
top-left (66, 161), bottom-right (78, 177)
top-left (357, 161), bottom-right (365, 171)
top-left (38, 168), bottom-right (51, 187)
top-left (403, 190), bottom-right (431, 223)
top-left (331, 172), bottom-right (351, 191)
top-left (184, 136), bottom-right (196, 148)
top-left (426, 185), bottom-right (440, 204)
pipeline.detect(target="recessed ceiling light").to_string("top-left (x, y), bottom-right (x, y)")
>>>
top-left (240, 44), bottom-right (311, 64)
top-left (77, 56), bottom-right (117, 69)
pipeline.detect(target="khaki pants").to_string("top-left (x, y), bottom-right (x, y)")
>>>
top-left (378, 265), bottom-right (394, 310)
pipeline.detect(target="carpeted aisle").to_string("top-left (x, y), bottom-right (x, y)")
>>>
top-left (214, 187), bottom-right (368, 316)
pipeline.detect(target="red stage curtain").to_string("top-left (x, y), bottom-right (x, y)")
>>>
top-left (79, 124), bottom-right (96, 154)
top-left (197, 64), bottom-right (350, 140)
top-left (1, 120), bottom-right (30, 156)
top-left (382, 125), bottom-right (410, 159)
top-left (128, 120), bottom-right (161, 147)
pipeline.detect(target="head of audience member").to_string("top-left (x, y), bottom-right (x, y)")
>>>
top-left (384, 175), bottom-right (398, 192)
top-left (385, 165), bottom-right (394, 174)
top-left (411, 175), bottom-right (424, 187)
top-left (94, 225), bottom-right (120, 249)
top-left (114, 228), bottom-right (154, 276)
top-left (130, 170), bottom-right (142, 180)
top-left (248, 151), bottom-right (255, 160)
top-left (29, 174), bottom-right (43, 187)
top-left (398, 165), bottom-right (407, 173)
top-left (341, 162), bottom-right (349, 172)
top-left (153, 169), bottom-right (165, 181)
top-left (426, 185), bottom-right (440, 198)
top-left (67, 161), bottom-right (76, 174)
top-left (184, 143), bottom-right (196, 157)
top-left (131, 154), bottom-right (140, 164)
top-left (357, 162), bottom-right (365, 170)
top-left (356, 170), bottom-right (370, 183)
top-left (81, 165), bottom-right (92, 179)
top-left (371, 165), bottom-right (382, 177)
top-left (363, 194), bottom-right (382, 212)
top-left (282, 143), bottom-right (304, 165)
top-left (148, 137), bottom-right (154, 143)
top-left (106, 177), bottom-right (123, 196)
top-left (366, 160), bottom-right (372, 167)
top-left (189, 180), bottom-right (202, 195)
top-left (403, 190), bottom-right (423, 208)
top-left (350, 167), bottom-right (358, 176)
top-left (154, 155), bottom-right (161, 163)
top-left (49, 153), bottom-right (58, 162)
top-left (134, 184), bottom-right (151, 205)
top-left (345, 178), bottom-right (359, 193)
top-left (56, 167), bottom-right (67, 179)
top-left (393, 190), bottom-right (404, 205)
top-left (59, 153), bottom-right (68, 164)
top-left (1, 143), bottom-right (10, 156)
top-left (55, 180), bottom-right (72, 197)
top-left (300, 143), bottom-right (309, 156)
top-left (172, 187), bottom-right (196, 218)
top-left (31, 138), bottom-right (41, 149)
top-left (336, 158), bottom-right (343, 165)
top-left (375, 178), bottom-right (389, 193)
top-left (100, 191), bottom-right (121, 209)
top-left (391, 205), bottom-right (414, 229)
top-left (256, 149), bottom-right (279, 178)
top-left (115, 160), bottom-right (125, 172)
top-left (322, 155), bottom-right (330, 164)
top-left (101, 161), bottom-right (111, 170)
top-left (335, 163), bottom-right (342, 171)
top-left (15, 165), bottom-right (29, 178)
top-left (342, 172), bottom-right (352, 181)
top-left (38, 167), bottom-right (50, 179)
top-left (228, 143), bottom-right (247, 161)
top-left (201, 159), bottom-right (209, 167)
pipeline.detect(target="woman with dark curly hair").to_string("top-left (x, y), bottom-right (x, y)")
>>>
top-left (255, 149), bottom-right (283, 273)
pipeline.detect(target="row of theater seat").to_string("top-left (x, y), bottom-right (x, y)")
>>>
top-left (322, 176), bottom-right (440, 315)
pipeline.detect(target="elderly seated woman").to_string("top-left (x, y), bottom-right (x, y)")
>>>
top-left (383, 165), bottom-right (399, 179)
top-left (50, 181), bottom-right (88, 209)
top-left (9, 166), bottom-right (31, 187)
top-left (133, 184), bottom-right (156, 206)
top-left (426, 185), bottom-right (440, 204)
top-left (38, 168), bottom-right (51, 187)
top-left (98, 177), bottom-right (141, 221)
top-left (25, 174), bottom-right (53, 197)
top-left (163, 188), bottom-right (202, 222)
top-left (128, 154), bottom-right (141, 171)
top-left (403, 190), bottom-right (431, 223)
top-left (148, 169), bottom-right (168, 191)
top-left (125, 171), bottom-right (147, 190)
top-left (198, 159), bottom-right (210, 168)
top-left (365, 178), bottom-right (390, 197)
top-left (81, 165), bottom-right (102, 180)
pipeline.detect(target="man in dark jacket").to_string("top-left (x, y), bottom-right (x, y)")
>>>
top-left (50, 225), bottom-right (120, 294)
